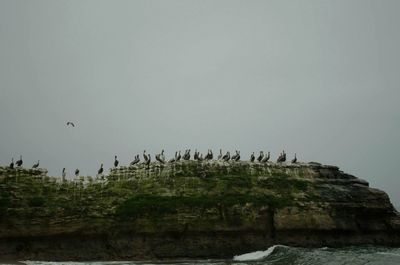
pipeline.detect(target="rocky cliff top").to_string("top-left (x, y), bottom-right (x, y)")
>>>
top-left (0, 161), bottom-right (399, 260)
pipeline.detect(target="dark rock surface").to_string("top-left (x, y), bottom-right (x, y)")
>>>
top-left (0, 161), bottom-right (399, 260)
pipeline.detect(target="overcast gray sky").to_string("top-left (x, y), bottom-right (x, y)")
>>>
top-left (1, 0), bottom-right (399, 207)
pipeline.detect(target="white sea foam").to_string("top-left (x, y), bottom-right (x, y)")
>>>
top-left (233, 245), bottom-right (284, 261)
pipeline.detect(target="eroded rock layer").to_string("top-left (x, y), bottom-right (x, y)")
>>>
top-left (0, 161), bottom-right (399, 260)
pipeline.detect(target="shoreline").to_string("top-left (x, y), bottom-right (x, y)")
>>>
top-left (1, 245), bottom-right (400, 263)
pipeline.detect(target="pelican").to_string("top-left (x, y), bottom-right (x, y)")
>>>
top-left (160, 150), bottom-right (165, 161)
top-left (217, 149), bottom-right (223, 160)
top-left (257, 151), bottom-right (264, 162)
top-left (282, 150), bottom-right (286, 162)
top-left (183, 149), bottom-right (191, 160)
top-left (145, 154), bottom-right (151, 167)
top-left (114, 155), bottom-right (119, 168)
top-left (176, 151), bottom-right (181, 161)
top-left (62, 168), bottom-right (66, 179)
top-left (169, 152), bottom-right (177, 163)
top-left (262, 151), bottom-right (270, 163)
top-left (75, 168), bottom-right (80, 177)
top-left (204, 149), bottom-right (212, 160)
top-left (208, 149), bottom-right (213, 160)
top-left (291, 153), bottom-right (297, 164)
top-left (182, 149), bottom-right (188, 160)
top-left (98, 164), bottom-right (104, 175)
top-left (198, 154), bottom-right (204, 161)
top-left (194, 149), bottom-right (199, 160)
top-left (9, 158), bottom-right (14, 169)
top-left (250, 152), bottom-right (255, 162)
top-left (222, 151), bottom-right (230, 161)
top-left (231, 151), bottom-right (237, 161)
top-left (156, 152), bottom-right (165, 164)
top-left (143, 150), bottom-right (148, 162)
top-left (277, 152), bottom-right (282, 162)
top-left (16, 155), bottom-right (23, 167)
top-left (32, 160), bottom-right (40, 168)
top-left (234, 151), bottom-right (240, 161)
top-left (277, 151), bottom-right (286, 162)
top-left (130, 155), bottom-right (140, 166)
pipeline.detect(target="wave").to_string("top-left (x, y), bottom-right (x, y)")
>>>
top-left (232, 245), bottom-right (287, 261)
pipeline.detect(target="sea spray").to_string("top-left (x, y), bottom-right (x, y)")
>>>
top-left (233, 245), bottom-right (287, 261)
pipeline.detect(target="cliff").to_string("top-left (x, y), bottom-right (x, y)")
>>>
top-left (0, 161), bottom-right (399, 260)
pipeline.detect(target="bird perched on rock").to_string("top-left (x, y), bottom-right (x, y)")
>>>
top-left (233, 150), bottom-right (240, 161)
top-left (9, 158), bottom-right (14, 169)
top-left (66, 122), bottom-right (75, 127)
top-left (277, 150), bottom-right (286, 162)
top-left (145, 154), bottom-right (151, 167)
top-left (130, 155), bottom-right (140, 166)
top-left (291, 153), bottom-right (297, 164)
top-left (62, 168), bottom-right (66, 180)
top-left (208, 149), bottom-right (213, 160)
top-left (114, 155), bottom-right (119, 168)
top-left (257, 151), bottom-right (264, 162)
top-left (16, 155), bottom-right (23, 167)
top-left (205, 149), bottom-right (213, 160)
top-left (218, 149), bottom-right (223, 160)
top-left (169, 152), bottom-right (177, 163)
top-left (277, 153), bottom-right (282, 162)
top-left (262, 151), bottom-right (270, 163)
top-left (32, 160), bottom-right (40, 168)
top-left (143, 150), bottom-right (148, 162)
top-left (222, 151), bottom-right (230, 161)
top-left (98, 164), bottom-right (104, 175)
top-left (282, 150), bottom-right (286, 162)
top-left (75, 168), bottom-right (80, 177)
top-left (250, 152), bottom-right (255, 162)
top-left (183, 149), bottom-right (191, 160)
top-left (231, 150), bottom-right (238, 161)
top-left (176, 151), bottom-right (181, 161)
top-left (156, 151), bottom-right (165, 164)
top-left (194, 149), bottom-right (199, 160)
top-left (160, 150), bottom-right (165, 162)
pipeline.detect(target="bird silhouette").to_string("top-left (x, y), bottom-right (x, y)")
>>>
top-left (114, 155), bottom-right (119, 168)
top-left (291, 153), bottom-right (297, 164)
top-left (250, 152), bottom-right (255, 162)
top-left (262, 152), bottom-right (270, 163)
top-left (98, 164), bottom-right (104, 175)
top-left (32, 160), bottom-right (40, 168)
top-left (16, 155), bottom-right (23, 167)
top-left (66, 122), bottom-right (75, 127)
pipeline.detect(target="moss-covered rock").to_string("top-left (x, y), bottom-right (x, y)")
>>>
top-left (0, 161), bottom-right (399, 260)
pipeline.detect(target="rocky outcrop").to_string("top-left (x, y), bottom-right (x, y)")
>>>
top-left (0, 161), bottom-right (399, 260)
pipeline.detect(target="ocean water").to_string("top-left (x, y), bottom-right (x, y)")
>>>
top-left (3, 245), bottom-right (400, 265)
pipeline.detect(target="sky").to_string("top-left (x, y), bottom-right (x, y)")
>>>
top-left (0, 0), bottom-right (399, 208)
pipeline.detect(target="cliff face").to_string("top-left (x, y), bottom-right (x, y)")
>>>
top-left (0, 161), bottom-right (399, 260)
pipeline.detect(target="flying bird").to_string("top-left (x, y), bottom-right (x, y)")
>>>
top-left (66, 122), bottom-right (75, 127)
